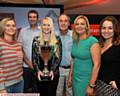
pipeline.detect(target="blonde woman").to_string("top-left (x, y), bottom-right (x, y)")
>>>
top-left (68, 15), bottom-right (101, 96)
top-left (32, 17), bottom-right (62, 96)
top-left (0, 18), bottom-right (24, 93)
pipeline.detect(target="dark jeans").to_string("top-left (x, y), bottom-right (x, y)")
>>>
top-left (23, 67), bottom-right (38, 93)
top-left (37, 75), bottom-right (59, 96)
top-left (6, 80), bottom-right (24, 93)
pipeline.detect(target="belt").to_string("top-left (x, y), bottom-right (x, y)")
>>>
top-left (60, 66), bottom-right (70, 69)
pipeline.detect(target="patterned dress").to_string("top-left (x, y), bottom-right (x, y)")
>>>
top-left (32, 35), bottom-right (62, 96)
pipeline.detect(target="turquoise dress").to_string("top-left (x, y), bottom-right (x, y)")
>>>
top-left (71, 36), bottom-right (98, 96)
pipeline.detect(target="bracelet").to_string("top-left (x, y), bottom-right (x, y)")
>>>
top-left (89, 83), bottom-right (96, 88)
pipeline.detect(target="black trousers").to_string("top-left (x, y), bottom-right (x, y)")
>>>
top-left (37, 75), bottom-right (59, 96)
top-left (23, 67), bottom-right (38, 93)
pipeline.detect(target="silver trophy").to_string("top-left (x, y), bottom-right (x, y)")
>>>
top-left (40, 41), bottom-right (52, 81)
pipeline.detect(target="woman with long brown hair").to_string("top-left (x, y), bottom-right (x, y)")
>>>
top-left (97, 16), bottom-right (120, 95)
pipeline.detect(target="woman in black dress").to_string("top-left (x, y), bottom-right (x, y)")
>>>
top-left (97, 16), bottom-right (120, 95)
top-left (32, 17), bottom-right (62, 96)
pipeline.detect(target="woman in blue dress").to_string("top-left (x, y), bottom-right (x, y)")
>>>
top-left (68, 15), bottom-right (101, 96)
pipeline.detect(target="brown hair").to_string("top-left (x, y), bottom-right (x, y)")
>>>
top-left (58, 13), bottom-right (70, 22)
top-left (99, 16), bottom-right (120, 45)
top-left (27, 10), bottom-right (39, 19)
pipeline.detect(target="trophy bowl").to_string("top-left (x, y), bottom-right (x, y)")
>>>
top-left (40, 45), bottom-right (52, 81)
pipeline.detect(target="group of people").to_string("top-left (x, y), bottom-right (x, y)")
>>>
top-left (0, 9), bottom-right (120, 96)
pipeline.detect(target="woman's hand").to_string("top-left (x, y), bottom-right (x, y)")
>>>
top-left (86, 86), bottom-right (94, 96)
top-left (37, 70), bottom-right (44, 81)
top-left (0, 68), bottom-right (7, 94)
top-left (49, 71), bottom-right (54, 80)
top-left (109, 81), bottom-right (118, 89)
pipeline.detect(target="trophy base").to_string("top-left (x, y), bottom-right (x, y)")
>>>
top-left (40, 76), bottom-right (51, 81)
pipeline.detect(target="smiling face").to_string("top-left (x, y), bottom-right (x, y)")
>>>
top-left (58, 14), bottom-right (70, 32)
top-left (28, 12), bottom-right (38, 26)
top-left (75, 18), bottom-right (87, 35)
top-left (41, 19), bottom-right (51, 34)
top-left (101, 20), bottom-right (114, 40)
top-left (4, 20), bottom-right (16, 37)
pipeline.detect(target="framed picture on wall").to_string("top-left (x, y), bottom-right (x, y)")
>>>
top-left (0, 13), bottom-right (14, 20)
top-left (0, 3), bottom-right (63, 32)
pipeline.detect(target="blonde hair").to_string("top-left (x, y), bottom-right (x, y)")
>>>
top-left (38, 17), bottom-right (58, 46)
top-left (0, 18), bottom-right (17, 41)
top-left (72, 15), bottom-right (90, 42)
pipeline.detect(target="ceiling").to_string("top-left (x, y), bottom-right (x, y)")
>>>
top-left (0, 0), bottom-right (120, 14)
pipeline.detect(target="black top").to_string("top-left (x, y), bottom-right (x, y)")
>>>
top-left (98, 45), bottom-right (120, 89)
top-left (32, 36), bottom-right (62, 76)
